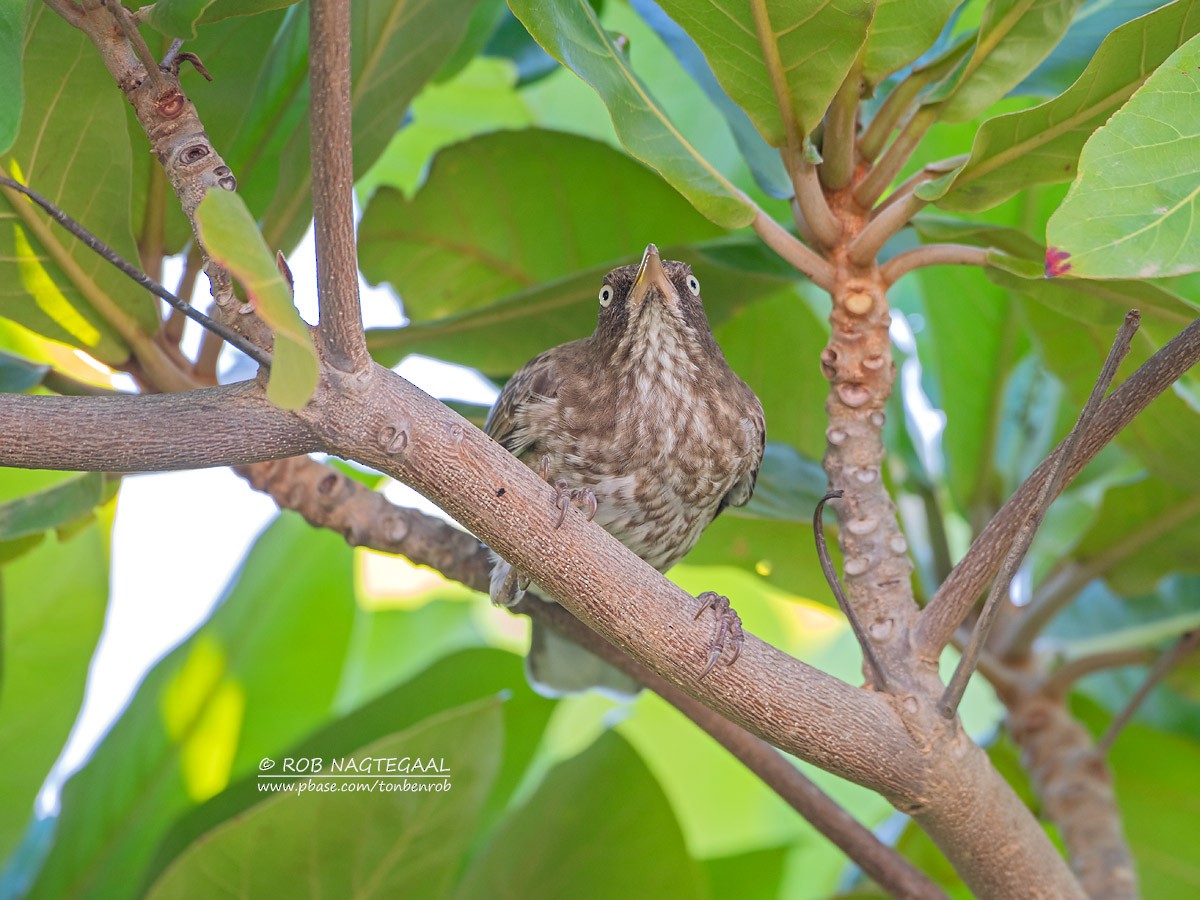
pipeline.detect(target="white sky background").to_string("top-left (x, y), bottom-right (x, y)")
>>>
top-left (39, 217), bottom-right (499, 811)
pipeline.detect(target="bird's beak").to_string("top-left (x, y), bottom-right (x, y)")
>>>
top-left (629, 243), bottom-right (674, 306)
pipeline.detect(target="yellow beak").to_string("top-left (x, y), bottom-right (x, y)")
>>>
top-left (630, 243), bottom-right (674, 305)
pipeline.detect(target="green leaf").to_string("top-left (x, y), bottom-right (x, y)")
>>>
top-left (0, 0), bottom-right (28, 155)
top-left (654, 0), bottom-right (874, 144)
top-left (1046, 33), bottom-right (1200, 278)
top-left (261, 0), bottom-right (483, 251)
top-left (196, 190), bottom-right (318, 409)
top-left (0, 472), bottom-right (108, 543)
top-left (0, 514), bottom-right (109, 863)
top-left (508, 0), bottom-right (756, 227)
top-left (453, 730), bottom-right (707, 900)
top-left (934, 0), bottom-right (1085, 124)
top-left (357, 57), bottom-right (533, 200)
top-left (145, 0), bottom-right (301, 39)
top-left (145, 700), bottom-right (504, 900)
top-left (1016, 0), bottom-right (1169, 97)
top-left (863, 0), bottom-right (959, 86)
top-left (925, 0), bottom-right (1200, 212)
top-left (0, 6), bottom-right (157, 364)
top-left (1069, 476), bottom-right (1200, 597)
top-left (0, 349), bottom-right (48, 392)
top-left (359, 129), bottom-right (724, 322)
top-left (25, 513), bottom-right (358, 900)
top-left (365, 238), bottom-right (800, 376)
top-left (146, 648), bottom-right (556, 889)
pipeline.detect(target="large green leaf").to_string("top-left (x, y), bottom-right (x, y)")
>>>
top-left (146, 648), bottom-right (556, 890)
top-left (366, 238), bottom-right (800, 376)
top-left (453, 729), bottom-right (706, 900)
top-left (1069, 476), bottom-right (1200, 597)
top-left (863, 0), bottom-right (958, 86)
top-left (0, 0), bottom-right (27, 155)
top-left (652, 0), bottom-right (874, 144)
top-left (261, 0), bottom-right (482, 251)
top-left (0, 511), bottom-right (109, 863)
top-left (145, 701), bottom-right (504, 900)
top-left (25, 513), bottom-right (358, 900)
top-left (934, 0), bottom-right (1085, 124)
top-left (0, 472), bottom-right (111, 547)
top-left (508, 0), bottom-right (756, 227)
top-left (0, 7), bottom-right (157, 364)
top-left (357, 57), bottom-right (533, 200)
top-left (145, 0), bottom-right (301, 39)
top-left (923, 0), bottom-right (1200, 213)
top-left (1046, 33), bottom-right (1200, 278)
top-left (358, 129), bottom-right (724, 322)
top-left (196, 190), bottom-right (317, 409)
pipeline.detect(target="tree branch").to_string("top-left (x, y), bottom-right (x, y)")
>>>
top-left (520, 598), bottom-right (948, 900)
top-left (788, 154), bottom-right (842, 248)
top-left (751, 210), bottom-right (837, 292)
top-left (307, 0), bottom-right (369, 373)
top-left (1043, 649), bottom-right (1155, 698)
top-left (1095, 629), bottom-right (1200, 756)
top-left (1006, 691), bottom-right (1137, 900)
top-left (848, 190), bottom-right (926, 265)
top-left (0, 382), bottom-right (318, 471)
top-left (939, 312), bottom-right (1139, 718)
top-left (918, 314), bottom-right (1200, 659)
top-left (881, 243), bottom-right (989, 285)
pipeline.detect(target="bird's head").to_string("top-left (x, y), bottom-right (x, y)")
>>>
top-left (592, 244), bottom-right (718, 362)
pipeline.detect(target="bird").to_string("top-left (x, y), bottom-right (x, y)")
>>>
top-left (485, 244), bottom-right (766, 696)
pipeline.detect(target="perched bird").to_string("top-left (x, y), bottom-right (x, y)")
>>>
top-left (486, 244), bottom-right (766, 696)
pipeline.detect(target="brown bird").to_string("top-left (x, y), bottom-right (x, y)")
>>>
top-left (486, 244), bottom-right (766, 695)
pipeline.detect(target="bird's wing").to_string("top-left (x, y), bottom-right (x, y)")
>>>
top-left (721, 393), bottom-right (766, 510)
top-left (483, 346), bottom-right (571, 459)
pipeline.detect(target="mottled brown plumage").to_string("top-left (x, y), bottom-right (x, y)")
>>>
top-left (487, 244), bottom-right (765, 695)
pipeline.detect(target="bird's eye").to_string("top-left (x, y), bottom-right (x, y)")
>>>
top-left (599, 285), bottom-right (614, 307)
top-left (686, 275), bottom-right (701, 296)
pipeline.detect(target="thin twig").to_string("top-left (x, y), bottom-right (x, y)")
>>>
top-left (0, 175), bottom-right (271, 367)
top-left (881, 243), bottom-right (990, 284)
top-left (1044, 648), bottom-right (1155, 698)
top-left (160, 38), bottom-right (185, 69)
top-left (789, 155), bottom-right (842, 247)
top-left (195, 310), bottom-right (226, 384)
top-left (1095, 630), bottom-right (1200, 755)
top-left (855, 107), bottom-right (937, 209)
top-left (815, 490), bottom-right (890, 690)
top-left (920, 314), bottom-right (1200, 657)
top-left (939, 311), bottom-right (1141, 718)
top-left (751, 210), bottom-right (837, 292)
top-left (514, 597), bottom-right (944, 899)
top-left (308, 0), bottom-right (370, 373)
top-left (163, 244), bottom-right (204, 346)
top-left (848, 191), bottom-right (927, 265)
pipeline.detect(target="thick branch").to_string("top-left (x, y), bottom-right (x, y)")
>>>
top-left (789, 155), bottom-right (842, 248)
top-left (308, 0), bottom-right (369, 373)
top-left (881, 243), bottom-right (989, 285)
top-left (1006, 692), bottom-right (1137, 900)
top-left (0, 383), bottom-right (318, 471)
top-left (919, 315), bottom-right (1200, 657)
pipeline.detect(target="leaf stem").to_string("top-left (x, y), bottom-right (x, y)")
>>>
top-left (751, 210), bottom-right (837, 292)
top-left (881, 243), bottom-right (989, 284)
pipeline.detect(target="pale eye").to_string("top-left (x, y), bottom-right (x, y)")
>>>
top-left (599, 284), bottom-right (614, 307)
top-left (686, 275), bottom-right (700, 296)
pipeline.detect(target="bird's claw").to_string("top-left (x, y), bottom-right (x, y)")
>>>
top-left (693, 591), bottom-right (743, 678)
top-left (551, 478), bottom-right (598, 529)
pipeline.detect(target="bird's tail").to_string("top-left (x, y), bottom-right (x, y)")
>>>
top-left (527, 618), bottom-right (641, 699)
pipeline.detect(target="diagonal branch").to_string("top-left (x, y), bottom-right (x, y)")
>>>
top-left (308, 0), bottom-right (370, 373)
top-left (881, 243), bottom-right (989, 285)
top-left (1096, 629), bottom-right (1200, 755)
top-left (918, 314), bottom-right (1200, 658)
top-left (0, 382), bottom-right (318, 471)
top-left (938, 312), bottom-right (1140, 719)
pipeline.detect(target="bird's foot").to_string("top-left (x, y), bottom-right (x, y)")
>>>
top-left (490, 559), bottom-right (530, 609)
top-left (693, 591), bottom-right (744, 678)
top-left (540, 455), bottom-right (598, 528)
